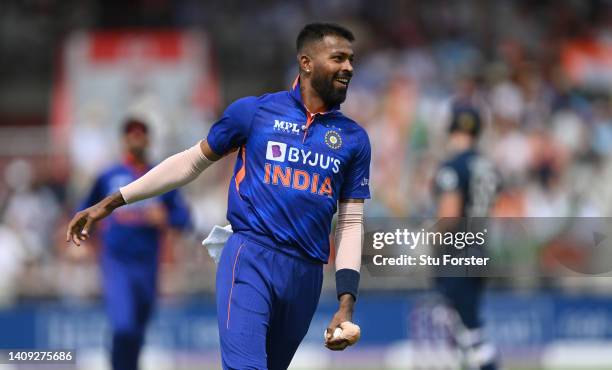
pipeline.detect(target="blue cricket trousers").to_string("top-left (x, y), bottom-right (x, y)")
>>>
top-left (101, 252), bottom-right (157, 370)
top-left (216, 232), bottom-right (324, 370)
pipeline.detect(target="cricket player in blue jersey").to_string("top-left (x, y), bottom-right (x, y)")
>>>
top-left (432, 105), bottom-right (499, 370)
top-left (67, 23), bottom-right (370, 370)
top-left (79, 119), bottom-right (191, 370)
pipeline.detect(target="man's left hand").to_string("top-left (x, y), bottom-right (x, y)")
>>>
top-left (324, 294), bottom-right (358, 350)
top-left (144, 204), bottom-right (168, 228)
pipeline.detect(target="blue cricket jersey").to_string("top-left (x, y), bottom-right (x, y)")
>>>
top-left (80, 159), bottom-right (191, 262)
top-left (207, 78), bottom-right (371, 263)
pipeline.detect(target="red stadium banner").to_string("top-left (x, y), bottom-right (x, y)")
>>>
top-left (50, 31), bottom-right (219, 189)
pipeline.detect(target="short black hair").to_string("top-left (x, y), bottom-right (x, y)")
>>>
top-left (449, 105), bottom-right (482, 137)
top-left (123, 118), bottom-right (148, 135)
top-left (296, 23), bottom-right (355, 52)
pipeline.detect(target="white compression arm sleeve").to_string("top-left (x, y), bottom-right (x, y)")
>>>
top-left (119, 141), bottom-right (214, 204)
top-left (334, 202), bottom-right (364, 272)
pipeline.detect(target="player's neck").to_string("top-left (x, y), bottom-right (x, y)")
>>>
top-left (448, 134), bottom-right (474, 153)
top-left (300, 79), bottom-right (328, 114)
top-left (124, 151), bottom-right (147, 168)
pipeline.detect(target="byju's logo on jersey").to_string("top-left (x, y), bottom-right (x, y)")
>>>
top-left (265, 141), bottom-right (341, 173)
top-left (266, 141), bottom-right (287, 162)
top-left (263, 140), bottom-right (340, 198)
top-left (273, 119), bottom-right (301, 135)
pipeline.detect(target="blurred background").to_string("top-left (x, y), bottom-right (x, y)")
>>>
top-left (1, 0), bottom-right (612, 369)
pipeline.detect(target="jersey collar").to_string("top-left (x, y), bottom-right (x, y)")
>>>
top-left (123, 153), bottom-right (149, 176)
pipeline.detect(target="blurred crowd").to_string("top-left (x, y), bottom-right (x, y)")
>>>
top-left (1, 0), bottom-right (612, 303)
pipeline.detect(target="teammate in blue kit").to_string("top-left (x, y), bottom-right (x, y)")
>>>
top-left (78, 119), bottom-right (191, 370)
top-left (432, 105), bottom-right (499, 370)
top-left (67, 23), bottom-right (370, 370)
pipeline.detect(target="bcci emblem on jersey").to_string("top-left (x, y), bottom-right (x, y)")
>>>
top-left (324, 130), bottom-right (342, 150)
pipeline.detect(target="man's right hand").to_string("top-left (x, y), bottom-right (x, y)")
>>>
top-left (66, 191), bottom-right (126, 246)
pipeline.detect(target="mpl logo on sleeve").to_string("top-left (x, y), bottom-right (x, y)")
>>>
top-left (266, 141), bottom-right (287, 162)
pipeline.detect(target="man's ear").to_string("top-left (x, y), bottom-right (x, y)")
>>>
top-left (299, 54), bottom-right (312, 74)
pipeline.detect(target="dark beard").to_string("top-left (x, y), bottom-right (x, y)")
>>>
top-left (311, 71), bottom-right (348, 108)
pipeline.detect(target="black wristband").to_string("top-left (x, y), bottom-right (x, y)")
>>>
top-left (335, 268), bottom-right (360, 301)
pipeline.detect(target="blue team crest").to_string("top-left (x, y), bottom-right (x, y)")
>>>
top-left (324, 130), bottom-right (342, 149)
